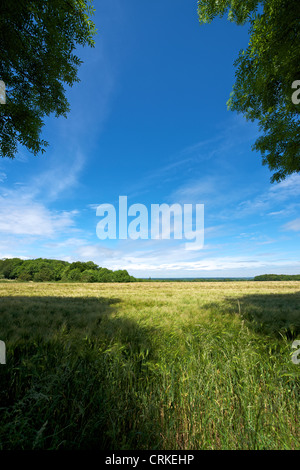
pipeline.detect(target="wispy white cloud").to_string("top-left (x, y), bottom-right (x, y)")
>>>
top-left (0, 172), bottom-right (7, 183)
top-left (76, 244), bottom-right (117, 260)
top-left (220, 174), bottom-right (300, 220)
top-left (282, 217), bottom-right (300, 232)
top-left (0, 191), bottom-right (78, 237)
top-left (27, 149), bottom-right (86, 201)
top-left (104, 251), bottom-right (300, 274)
top-left (124, 115), bottom-right (259, 202)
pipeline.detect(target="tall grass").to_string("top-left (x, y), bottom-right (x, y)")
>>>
top-left (0, 281), bottom-right (299, 449)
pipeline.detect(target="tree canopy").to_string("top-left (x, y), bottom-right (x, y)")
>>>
top-left (254, 274), bottom-right (300, 281)
top-left (0, 258), bottom-right (136, 283)
top-left (198, 0), bottom-right (300, 182)
top-left (0, 0), bottom-right (96, 159)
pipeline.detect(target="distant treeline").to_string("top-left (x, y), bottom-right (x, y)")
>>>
top-left (254, 274), bottom-right (300, 281)
top-left (0, 258), bottom-right (136, 282)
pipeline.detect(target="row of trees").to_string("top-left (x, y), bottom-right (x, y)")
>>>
top-left (254, 274), bottom-right (300, 281)
top-left (0, 258), bottom-right (136, 283)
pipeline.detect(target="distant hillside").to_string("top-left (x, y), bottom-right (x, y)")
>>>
top-left (0, 258), bottom-right (136, 283)
top-left (254, 274), bottom-right (300, 281)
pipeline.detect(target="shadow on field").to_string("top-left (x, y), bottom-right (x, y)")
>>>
top-left (204, 291), bottom-right (300, 338)
top-left (0, 295), bottom-right (160, 450)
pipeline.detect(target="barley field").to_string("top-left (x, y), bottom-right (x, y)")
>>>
top-left (0, 281), bottom-right (299, 450)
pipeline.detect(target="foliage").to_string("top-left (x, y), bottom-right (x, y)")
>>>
top-left (197, 0), bottom-right (300, 182)
top-left (0, 0), bottom-right (96, 159)
top-left (0, 258), bottom-right (136, 283)
top-left (254, 274), bottom-right (300, 281)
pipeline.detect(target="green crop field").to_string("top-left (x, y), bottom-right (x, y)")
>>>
top-left (0, 281), bottom-right (299, 450)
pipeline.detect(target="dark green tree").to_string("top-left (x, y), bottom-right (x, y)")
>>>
top-left (198, 0), bottom-right (300, 182)
top-left (0, 258), bottom-right (136, 282)
top-left (0, 0), bottom-right (96, 159)
top-left (96, 268), bottom-right (114, 283)
top-left (113, 269), bottom-right (132, 283)
top-left (80, 269), bottom-right (97, 282)
top-left (66, 267), bottom-right (82, 281)
top-left (0, 257), bottom-right (24, 279)
top-left (33, 267), bottom-right (55, 282)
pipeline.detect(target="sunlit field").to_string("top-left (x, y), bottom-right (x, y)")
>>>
top-left (0, 281), bottom-right (299, 450)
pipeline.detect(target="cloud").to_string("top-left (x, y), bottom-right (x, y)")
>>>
top-left (43, 238), bottom-right (89, 250)
top-left (170, 176), bottom-right (220, 202)
top-left (267, 209), bottom-right (288, 217)
top-left (0, 192), bottom-right (78, 237)
top-left (220, 173), bottom-right (300, 220)
top-left (76, 244), bottom-right (116, 260)
top-left (105, 252), bottom-right (300, 274)
top-left (282, 218), bottom-right (300, 232)
top-left (28, 149), bottom-right (86, 201)
top-left (88, 204), bottom-right (101, 211)
top-left (123, 115), bottom-right (259, 202)
top-left (0, 172), bottom-right (7, 183)
top-left (269, 173), bottom-right (300, 192)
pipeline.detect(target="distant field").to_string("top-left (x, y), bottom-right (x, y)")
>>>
top-left (0, 281), bottom-right (299, 450)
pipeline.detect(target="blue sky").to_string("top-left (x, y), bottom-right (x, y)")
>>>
top-left (0, 0), bottom-right (300, 278)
